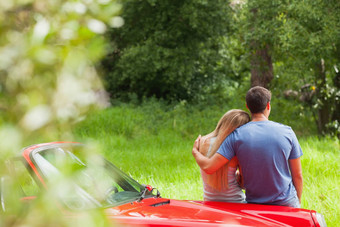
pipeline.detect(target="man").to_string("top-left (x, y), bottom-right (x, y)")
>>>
top-left (192, 86), bottom-right (303, 207)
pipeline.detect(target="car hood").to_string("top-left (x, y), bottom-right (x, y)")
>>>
top-left (104, 198), bottom-right (315, 226)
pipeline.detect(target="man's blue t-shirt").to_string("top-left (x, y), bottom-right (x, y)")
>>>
top-left (217, 121), bottom-right (303, 205)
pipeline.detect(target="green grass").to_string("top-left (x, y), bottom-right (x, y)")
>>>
top-left (74, 103), bottom-right (340, 226)
top-left (300, 137), bottom-right (340, 225)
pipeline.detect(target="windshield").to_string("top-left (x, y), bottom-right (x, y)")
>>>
top-left (31, 145), bottom-right (152, 210)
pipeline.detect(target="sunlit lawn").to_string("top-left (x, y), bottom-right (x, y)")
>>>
top-left (74, 105), bottom-right (340, 226)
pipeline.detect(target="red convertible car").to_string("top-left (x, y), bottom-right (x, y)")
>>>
top-left (1, 142), bottom-right (327, 226)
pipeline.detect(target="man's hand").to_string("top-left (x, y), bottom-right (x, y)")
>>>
top-left (191, 135), bottom-right (229, 174)
top-left (192, 135), bottom-right (201, 156)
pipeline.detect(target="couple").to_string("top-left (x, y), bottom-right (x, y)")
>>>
top-left (192, 86), bottom-right (303, 208)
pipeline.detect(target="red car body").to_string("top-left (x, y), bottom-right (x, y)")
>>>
top-left (2, 142), bottom-right (326, 226)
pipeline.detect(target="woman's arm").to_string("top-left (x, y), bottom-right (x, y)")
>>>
top-left (236, 164), bottom-right (245, 189)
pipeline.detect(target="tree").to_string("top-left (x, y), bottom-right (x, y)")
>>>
top-left (230, 0), bottom-right (339, 136)
top-left (276, 0), bottom-right (340, 136)
top-left (241, 0), bottom-right (284, 88)
top-left (102, 0), bottom-right (234, 102)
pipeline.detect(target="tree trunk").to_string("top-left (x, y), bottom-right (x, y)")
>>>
top-left (250, 44), bottom-right (274, 88)
top-left (332, 70), bottom-right (340, 139)
top-left (332, 70), bottom-right (340, 123)
top-left (315, 59), bottom-right (331, 134)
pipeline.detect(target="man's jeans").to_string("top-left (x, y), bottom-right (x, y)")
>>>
top-left (281, 195), bottom-right (301, 208)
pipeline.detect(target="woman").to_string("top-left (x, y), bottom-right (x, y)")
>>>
top-left (199, 109), bottom-right (250, 203)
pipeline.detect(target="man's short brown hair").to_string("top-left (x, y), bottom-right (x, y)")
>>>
top-left (246, 86), bottom-right (271, 114)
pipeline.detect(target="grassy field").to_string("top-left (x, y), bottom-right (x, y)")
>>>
top-left (74, 103), bottom-right (340, 226)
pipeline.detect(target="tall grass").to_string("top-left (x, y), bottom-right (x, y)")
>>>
top-left (74, 101), bottom-right (339, 226)
top-left (300, 137), bottom-right (340, 225)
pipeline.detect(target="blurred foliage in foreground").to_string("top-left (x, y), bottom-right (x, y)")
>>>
top-left (0, 0), bottom-right (122, 226)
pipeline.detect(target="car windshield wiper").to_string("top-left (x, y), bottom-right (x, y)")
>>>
top-left (138, 184), bottom-right (161, 202)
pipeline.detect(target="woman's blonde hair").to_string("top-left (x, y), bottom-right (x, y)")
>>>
top-left (200, 109), bottom-right (250, 190)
